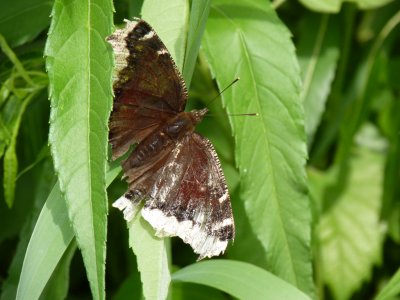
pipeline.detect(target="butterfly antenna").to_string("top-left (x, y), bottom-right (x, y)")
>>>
top-left (205, 78), bottom-right (258, 117)
top-left (206, 77), bottom-right (240, 106)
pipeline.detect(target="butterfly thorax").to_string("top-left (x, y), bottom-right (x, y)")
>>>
top-left (124, 108), bottom-right (208, 169)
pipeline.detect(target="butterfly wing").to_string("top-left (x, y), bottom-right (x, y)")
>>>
top-left (107, 19), bottom-right (188, 159)
top-left (114, 131), bottom-right (234, 259)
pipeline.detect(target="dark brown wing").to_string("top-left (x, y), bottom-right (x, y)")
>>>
top-left (140, 132), bottom-right (235, 259)
top-left (107, 19), bottom-right (188, 159)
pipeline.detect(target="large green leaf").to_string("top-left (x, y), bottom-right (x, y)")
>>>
top-left (172, 260), bottom-right (311, 300)
top-left (298, 0), bottom-right (393, 13)
top-left (0, 0), bottom-right (53, 47)
top-left (297, 14), bottom-right (340, 147)
top-left (45, 1), bottom-right (113, 298)
top-left (202, 0), bottom-right (313, 295)
top-left (318, 149), bottom-right (384, 300)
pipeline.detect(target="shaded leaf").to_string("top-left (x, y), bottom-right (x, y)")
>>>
top-left (298, 0), bottom-right (394, 13)
top-left (1, 159), bottom-right (55, 300)
top-left (297, 14), bottom-right (340, 147)
top-left (172, 260), bottom-right (311, 300)
top-left (45, 0), bottom-right (113, 298)
top-left (319, 149), bottom-right (384, 300)
top-left (203, 0), bottom-right (313, 295)
top-left (4, 93), bottom-right (36, 207)
top-left (171, 282), bottom-right (227, 300)
top-left (375, 267), bottom-right (400, 300)
top-left (112, 272), bottom-right (142, 300)
top-left (0, 0), bottom-right (53, 47)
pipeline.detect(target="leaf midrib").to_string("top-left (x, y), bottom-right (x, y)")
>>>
top-left (84, 1), bottom-right (100, 298)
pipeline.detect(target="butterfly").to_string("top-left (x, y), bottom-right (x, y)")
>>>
top-left (107, 19), bottom-right (234, 259)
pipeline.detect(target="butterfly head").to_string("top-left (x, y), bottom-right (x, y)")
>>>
top-left (189, 108), bottom-right (208, 125)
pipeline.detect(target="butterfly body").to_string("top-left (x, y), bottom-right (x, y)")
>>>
top-left (123, 108), bottom-right (207, 170)
top-left (108, 19), bottom-right (234, 259)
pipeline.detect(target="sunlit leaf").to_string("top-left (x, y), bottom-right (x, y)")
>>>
top-left (182, 0), bottom-right (211, 87)
top-left (172, 260), bottom-right (311, 300)
top-left (128, 217), bottom-right (171, 300)
top-left (40, 241), bottom-right (77, 300)
top-left (45, 0), bottom-right (113, 298)
top-left (16, 183), bottom-right (74, 300)
top-left (203, 0), bottom-right (313, 295)
top-left (141, 0), bottom-right (188, 71)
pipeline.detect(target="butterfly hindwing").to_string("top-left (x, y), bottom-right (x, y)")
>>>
top-left (142, 133), bottom-right (234, 259)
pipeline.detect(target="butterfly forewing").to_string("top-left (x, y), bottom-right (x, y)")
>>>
top-left (107, 19), bottom-right (188, 159)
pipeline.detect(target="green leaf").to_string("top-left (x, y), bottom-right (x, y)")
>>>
top-left (0, 0), bottom-right (53, 47)
top-left (1, 159), bottom-right (55, 300)
top-left (297, 14), bottom-right (340, 147)
top-left (298, 0), bottom-right (394, 13)
top-left (0, 34), bottom-right (35, 85)
top-left (40, 241), bottom-right (77, 300)
top-left (375, 267), bottom-right (400, 300)
top-left (141, 0), bottom-right (189, 71)
top-left (3, 93), bottom-right (36, 207)
top-left (182, 0), bottom-right (211, 87)
top-left (16, 182), bottom-right (74, 300)
top-left (16, 168), bottom-right (120, 300)
top-left (319, 149), bottom-right (384, 300)
top-left (202, 0), bottom-right (313, 295)
top-left (128, 217), bottom-right (171, 300)
top-left (45, 0), bottom-right (113, 299)
top-left (172, 260), bottom-right (311, 300)
top-left (112, 272), bottom-right (142, 300)
top-left (171, 282), bottom-right (227, 300)
top-left (335, 9), bottom-right (400, 167)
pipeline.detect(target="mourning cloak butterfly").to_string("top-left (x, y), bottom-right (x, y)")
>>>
top-left (107, 19), bottom-right (234, 259)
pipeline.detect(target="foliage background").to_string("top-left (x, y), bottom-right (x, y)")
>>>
top-left (0, 0), bottom-right (399, 299)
